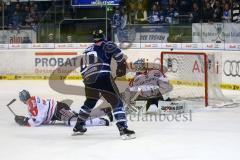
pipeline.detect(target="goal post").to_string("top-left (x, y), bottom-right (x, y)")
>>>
top-left (160, 51), bottom-right (226, 107)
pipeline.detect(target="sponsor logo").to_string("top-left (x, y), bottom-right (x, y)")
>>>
top-left (192, 59), bottom-right (219, 74)
top-left (79, 44), bottom-right (88, 48)
top-left (207, 44), bottom-right (214, 48)
top-left (229, 44), bottom-right (236, 48)
top-left (165, 44), bottom-right (173, 48)
top-left (182, 43), bottom-right (200, 49)
top-left (34, 52), bottom-right (80, 75)
top-left (9, 44), bottom-right (21, 48)
top-left (32, 44), bottom-right (42, 48)
top-left (226, 44), bottom-right (240, 50)
top-left (212, 23), bottom-right (225, 43)
top-left (223, 60), bottom-right (240, 77)
top-left (32, 43), bottom-right (53, 48)
top-left (56, 44), bottom-right (67, 48)
top-left (144, 44), bottom-right (151, 48)
top-left (143, 43), bottom-right (159, 48)
top-left (35, 52), bottom-right (78, 67)
top-left (204, 43), bottom-right (223, 49)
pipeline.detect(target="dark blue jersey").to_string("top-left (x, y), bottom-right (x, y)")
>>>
top-left (80, 41), bottom-right (124, 79)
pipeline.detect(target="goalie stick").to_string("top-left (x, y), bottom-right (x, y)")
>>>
top-left (127, 88), bottom-right (142, 113)
top-left (5, 99), bottom-right (17, 116)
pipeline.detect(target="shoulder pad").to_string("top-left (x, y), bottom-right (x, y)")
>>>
top-left (103, 41), bottom-right (119, 54)
top-left (84, 45), bottom-right (94, 53)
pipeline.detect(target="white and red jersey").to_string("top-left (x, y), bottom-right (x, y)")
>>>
top-left (26, 96), bottom-right (57, 127)
top-left (128, 70), bottom-right (172, 97)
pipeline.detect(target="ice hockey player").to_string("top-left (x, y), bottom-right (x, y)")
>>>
top-left (73, 29), bottom-right (135, 140)
top-left (122, 59), bottom-right (173, 113)
top-left (15, 90), bottom-right (110, 127)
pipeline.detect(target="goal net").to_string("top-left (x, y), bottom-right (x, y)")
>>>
top-left (160, 51), bottom-right (231, 107)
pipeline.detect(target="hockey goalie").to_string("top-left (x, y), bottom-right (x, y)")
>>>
top-left (122, 59), bottom-right (185, 114)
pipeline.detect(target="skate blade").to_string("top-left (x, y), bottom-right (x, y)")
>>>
top-left (71, 132), bottom-right (85, 136)
top-left (121, 134), bottom-right (136, 140)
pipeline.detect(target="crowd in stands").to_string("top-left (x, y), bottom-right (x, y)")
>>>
top-left (112, 0), bottom-right (240, 25)
top-left (0, 1), bottom-right (52, 29)
top-left (1, 0), bottom-right (239, 28)
top-left (0, 0), bottom-right (240, 43)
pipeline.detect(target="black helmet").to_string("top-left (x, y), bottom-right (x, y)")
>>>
top-left (19, 90), bottom-right (31, 103)
top-left (92, 29), bottom-right (105, 43)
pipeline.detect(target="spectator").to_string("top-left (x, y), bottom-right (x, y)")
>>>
top-left (232, 0), bottom-right (240, 22)
top-left (14, 3), bottom-right (21, 13)
top-left (112, 7), bottom-right (121, 28)
top-left (203, 2), bottom-right (214, 22)
top-left (9, 11), bottom-right (22, 27)
top-left (112, 6), bottom-right (127, 29)
top-left (190, 3), bottom-right (201, 23)
top-left (148, 3), bottom-right (163, 24)
top-left (177, 0), bottom-right (192, 15)
top-left (134, 3), bottom-right (148, 24)
top-left (166, 0), bottom-right (179, 24)
top-left (25, 7), bottom-right (39, 26)
top-left (22, 5), bottom-right (30, 25)
top-left (221, 0), bottom-right (229, 9)
top-left (213, 0), bottom-right (223, 22)
top-left (222, 2), bottom-right (232, 22)
top-left (128, 3), bottom-right (136, 24)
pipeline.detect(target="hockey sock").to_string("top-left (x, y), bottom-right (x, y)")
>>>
top-left (78, 105), bottom-right (92, 122)
top-left (113, 104), bottom-right (128, 130)
top-left (77, 98), bottom-right (97, 122)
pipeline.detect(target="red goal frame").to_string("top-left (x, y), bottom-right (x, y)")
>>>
top-left (160, 51), bottom-right (208, 107)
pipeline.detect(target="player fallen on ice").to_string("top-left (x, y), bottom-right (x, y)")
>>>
top-left (122, 59), bottom-right (173, 113)
top-left (15, 90), bottom-right (110, 127)
top-left (73, 29), bottom-right (135, 140)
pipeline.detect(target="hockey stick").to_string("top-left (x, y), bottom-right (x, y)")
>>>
top-left (5, 99), bottom-right (17, 116)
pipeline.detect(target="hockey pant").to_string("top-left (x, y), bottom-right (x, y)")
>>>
top-left (78, 73), bottom-right (127, 130)
top-left (51, 102), bottom-right (108, 126)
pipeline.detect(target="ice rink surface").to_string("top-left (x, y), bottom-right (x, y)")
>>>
top-left (0, 80), bottom-right (240, 160)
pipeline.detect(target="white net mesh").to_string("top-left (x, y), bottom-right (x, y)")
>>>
top-left (161, 51), bottom-right (231, 107)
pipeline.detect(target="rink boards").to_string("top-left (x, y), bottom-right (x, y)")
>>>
top-left (0, 43), bottom-right (240, 92)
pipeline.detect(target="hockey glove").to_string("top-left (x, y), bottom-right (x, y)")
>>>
top-left (116, 60), bottom-right (127, 77)
top-left (15, 115), bottom-right (29, 126)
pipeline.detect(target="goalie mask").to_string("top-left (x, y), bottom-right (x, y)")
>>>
top-left (133, 59), bottom-right (146, 74)
top-left (19, 90), bottom-right (31, 103)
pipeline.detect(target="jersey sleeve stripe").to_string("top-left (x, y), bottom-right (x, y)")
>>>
top-left (114, 52), bottom-right (123, 58)
top-left (116, 56), bottom-right (124, 63)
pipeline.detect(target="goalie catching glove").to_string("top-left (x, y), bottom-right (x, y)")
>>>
top-left (15, 115), bottom-right (29, 126)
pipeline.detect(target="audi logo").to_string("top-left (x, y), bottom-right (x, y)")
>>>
top-left (166, 58), bottom-right (178, 73)
top-left (223, 60), bottom-right (240, 77)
